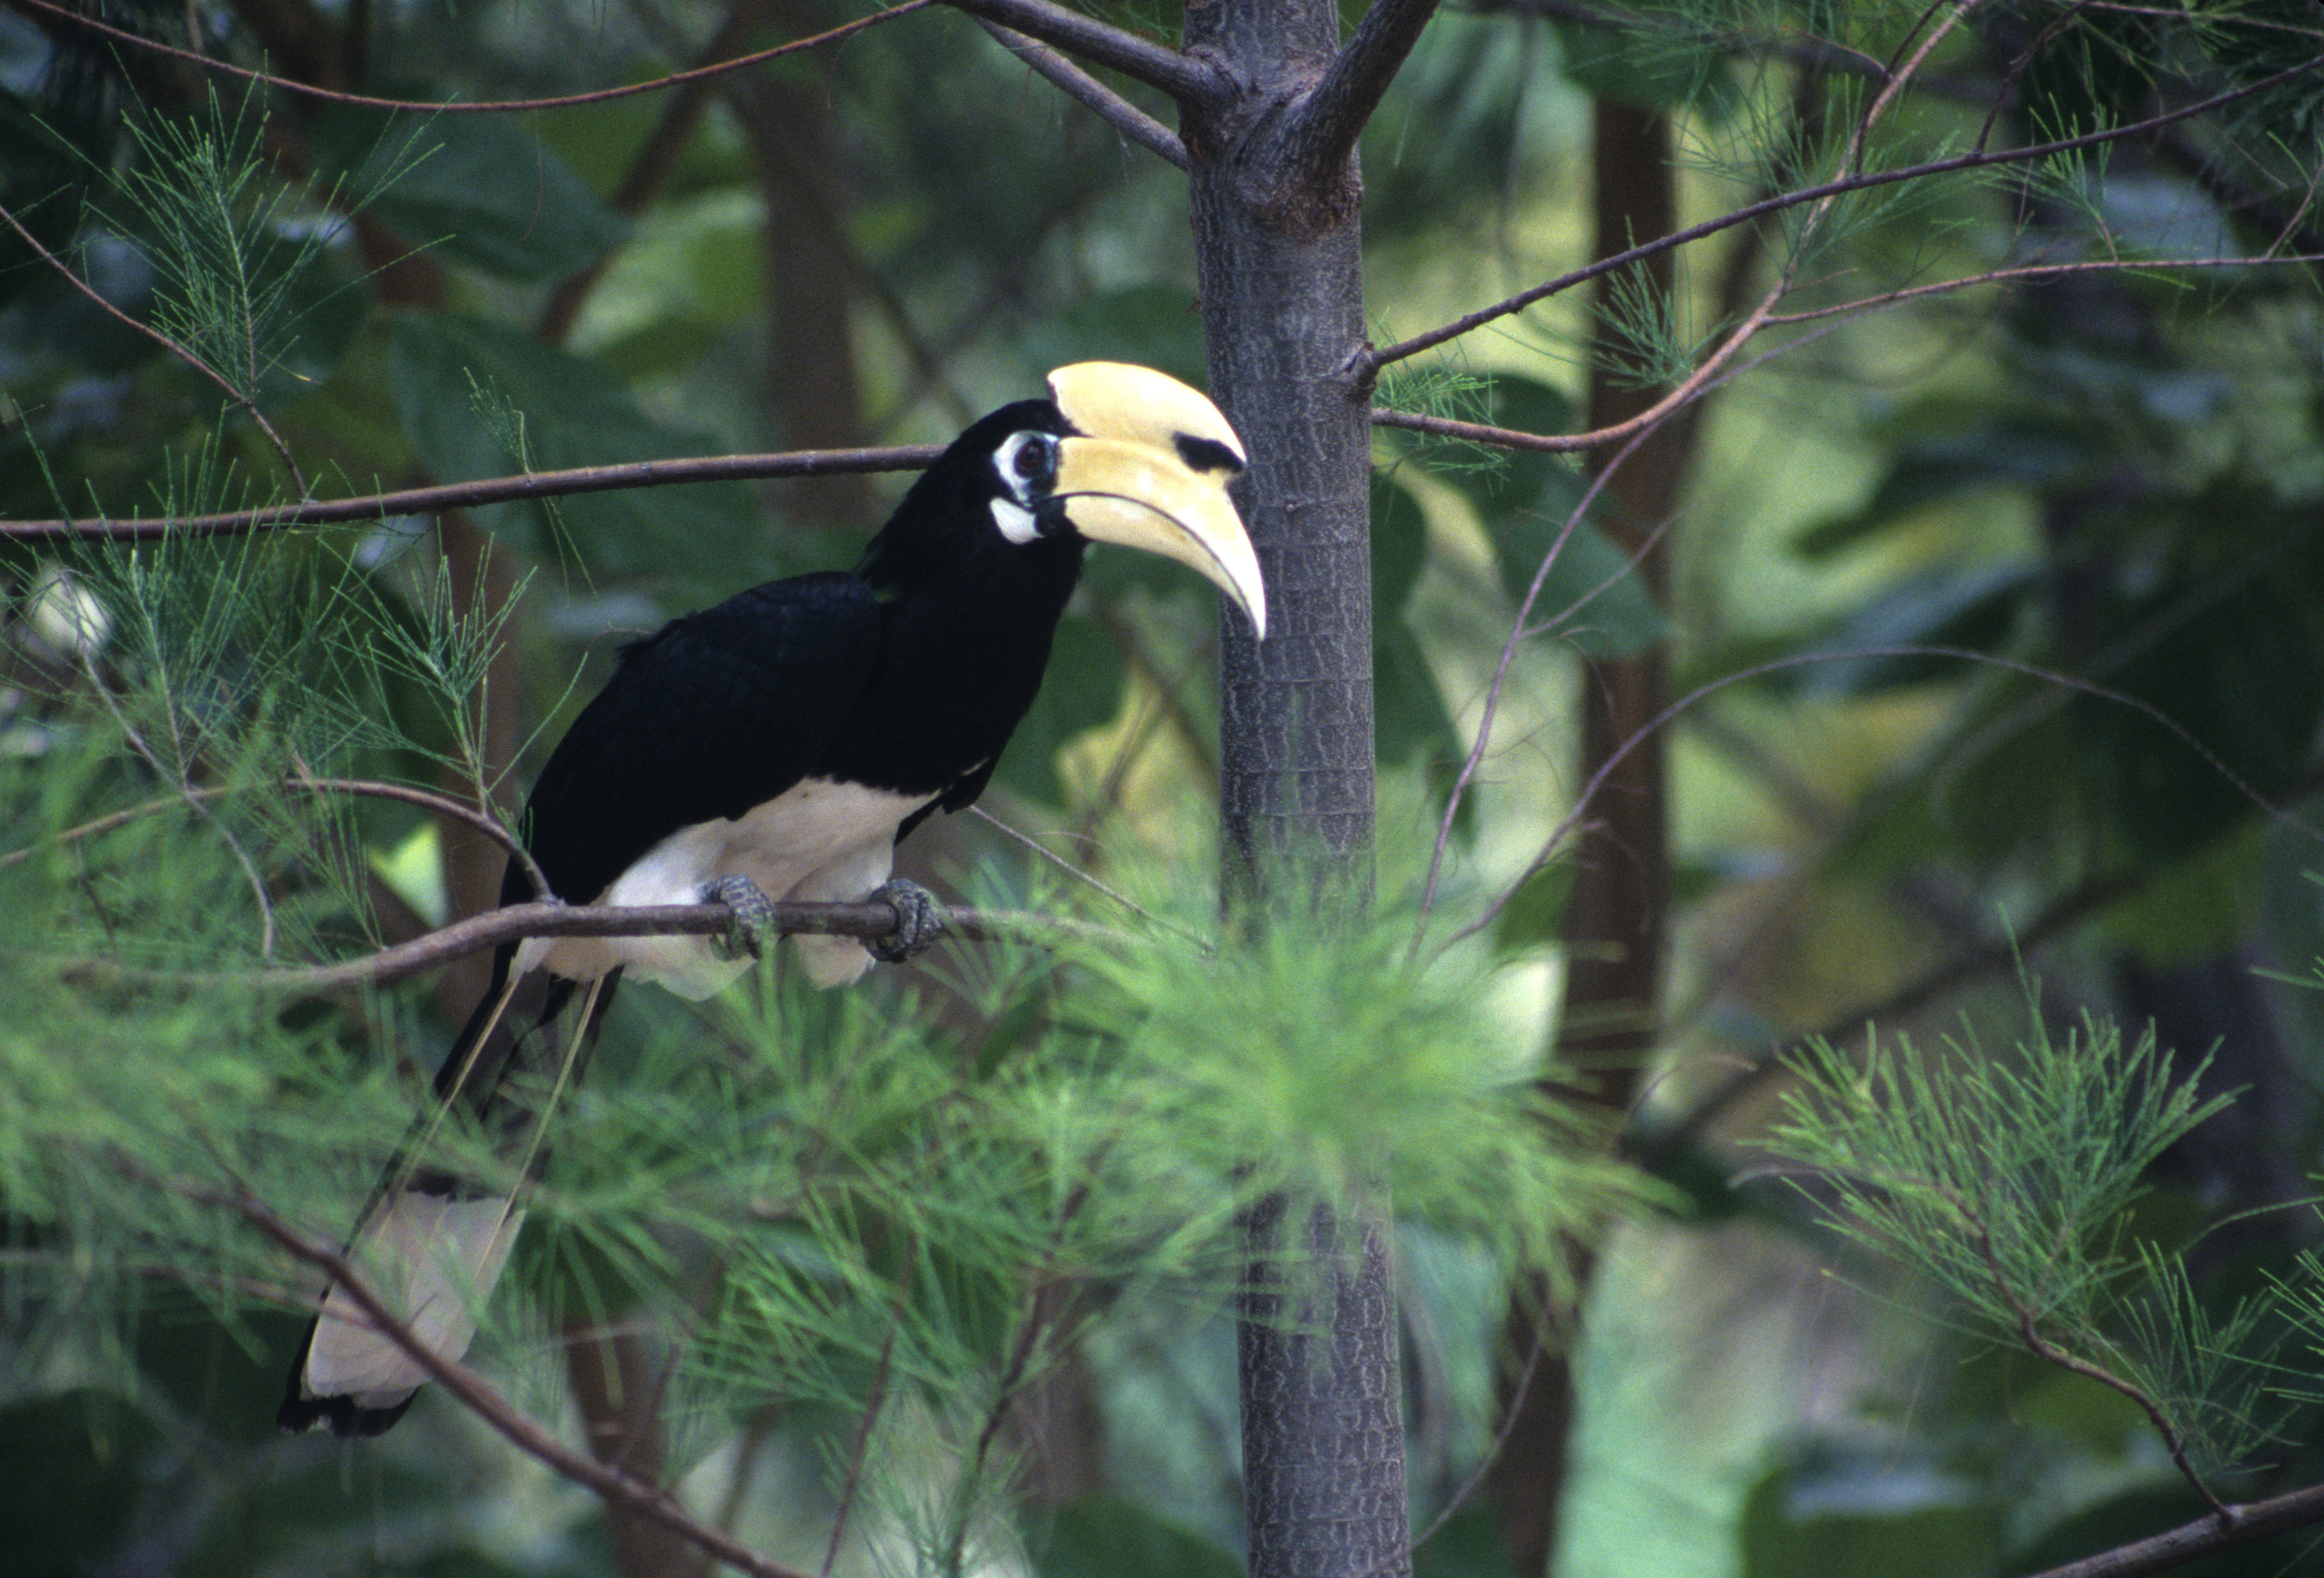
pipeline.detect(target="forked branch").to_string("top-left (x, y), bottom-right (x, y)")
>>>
top-left (936, 0), bottom-right (1226, 104)
top-left (1281, 0), bottom-right (1442, 190)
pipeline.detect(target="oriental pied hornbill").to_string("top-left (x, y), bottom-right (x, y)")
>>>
top-left (280, 363), bottom-right (1263, 1436)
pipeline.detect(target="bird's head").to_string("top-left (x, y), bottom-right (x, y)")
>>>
top-left (863, 363), bottom-right (1267, 638)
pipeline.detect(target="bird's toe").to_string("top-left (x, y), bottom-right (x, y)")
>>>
top-left (706, 874), bottom-right (780, 960)
top-left (867, 878), bottom-right (948, 963)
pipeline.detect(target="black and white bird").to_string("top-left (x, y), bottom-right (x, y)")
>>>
top-left (280, 362), bottom-right (1264, 1435)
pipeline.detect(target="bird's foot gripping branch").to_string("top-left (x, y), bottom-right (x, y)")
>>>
top-left (866, 878), bottom-right (949, 964)
top-left (706, 874), bottom-right (782, 962)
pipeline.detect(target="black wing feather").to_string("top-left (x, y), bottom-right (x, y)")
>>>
top-left (510, 572), bottom-right (883, 908)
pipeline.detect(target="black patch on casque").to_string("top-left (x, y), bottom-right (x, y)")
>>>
top-left (1174, 434), bottom-right (1243, 475)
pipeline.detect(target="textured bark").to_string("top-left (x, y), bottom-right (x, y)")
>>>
top-left (1187, 7), bottom-right (1375, 888)
top-left (1182, 3), bottom-right (1407, 1575)
top-left (1236, 1197), bottom-right (1409, 1578)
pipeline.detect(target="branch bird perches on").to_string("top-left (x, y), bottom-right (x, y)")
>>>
top-left (277, 363), bottom-right (1266, 1434)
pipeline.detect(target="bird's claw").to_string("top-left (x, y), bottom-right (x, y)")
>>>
top-left (868, 878), bottom-right (947, 963)
top-left (706, 874), bottom-right (780, 960)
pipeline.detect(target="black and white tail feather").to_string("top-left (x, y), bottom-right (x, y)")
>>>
top-left (278, 954), bottom-right (614, 1436)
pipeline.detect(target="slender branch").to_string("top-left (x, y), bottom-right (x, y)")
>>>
top-left (223, 1188), bottom-right (816, 1578)
top-left (75, 647), bottom-right (280, 958)
top-left (0, 444), bottom-right (945, 543)
top-left (975, 18), bottom-right (1187, 168)
top-left (42, 898), bottom-right (1136, 994)
top-left (2022, 1480), bottom-right (2324, 1578)
top-left (1281, 0), bottom-right (1442, 187)
top-left (0, 192), bottom-right (306, 493)
top-left (6, 773), bottom-right (546, 899)
top-left (1369, 247), bottom-right (2324, 457)
top-left (1976, 1220), bottom-right (2229, 1518)
top-left (9, 0), bottom-right (933, 115)
top-left (934, 0), bottom-right (1226, 104)
top-left (967, 804), bottom-right (1213, 952)
top-left (1435, 645), bottom-right (2321, 953)
top-left (1762, 251), bottom-right (2324, 330)
top-left (1356, 47), bottom-right (2324, 373)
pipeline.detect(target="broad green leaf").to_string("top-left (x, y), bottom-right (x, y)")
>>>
top-left (131, 1298), bottom-right (307, 1446)
top-left (309, 106), bottom-right (629, 283)
top-left (1423, 373), bottom-right (1667, 658)
top-left (1490, 861), bottom-right (1573, 959)
top-left (1795, 413), bottom-right (2097, 560)
top-left (1774, 561), bottom-right (2035, 696)
top-left (386, 313), bottom-right (766, 593)
top-left (2078, 573), bottom-right (2324, 859)
top-left (1741, 1453), bottom-right (1995, 1578)
top-left (1491, 508), bottom-right (1667, 658)
top-left (1031, 1495), bottom-right (1242, 1578)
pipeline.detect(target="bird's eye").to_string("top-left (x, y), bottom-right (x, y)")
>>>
top-left (1010, 432), bottom-right (1056, 484)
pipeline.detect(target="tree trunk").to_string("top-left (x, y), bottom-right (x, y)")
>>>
top-left (1181, 3), bottom-right (1404, 1574)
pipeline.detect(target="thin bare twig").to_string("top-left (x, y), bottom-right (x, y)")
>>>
top-left (1436, 645), bottom-right (2323, 954)
top-left (0, 193), bottom-right (306, 493)
top-left (221, 1189), bottom-right (816, 1578)
top-left (967, 805), bottom-right (1213, 953)
top-left (934, 0), bottom-right (1226, 104)
top-left (13, 0), bottom-right (933, 115)
top-left (0, 444), bottom-right (945, 543)
top-left (1355, 46), bottom-right (2324, 374)
top-left (1, 772), bottom-right (551, 901)
top-left (1415, 418), bottom-right (1658, 925)
top-left (975, 19), bottom-right (1186, 168)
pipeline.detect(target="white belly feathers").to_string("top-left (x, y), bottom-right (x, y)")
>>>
top-left (516, 777), bottom-right (937, 997)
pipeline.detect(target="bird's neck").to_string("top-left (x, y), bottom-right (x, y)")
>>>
top-left (828, 539), bottom-right (1087, 797)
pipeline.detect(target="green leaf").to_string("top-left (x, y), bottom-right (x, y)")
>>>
top-left (1418, 374), bottom-right (1665, 658)
top-left (2078, 573), bottom-right (2324, 860)
top-left (1794, 414), bottom-right (2096, 560)
top-left (1376, 619), bottom-right (1457, 771)
top-left (1490, 861), bottom-right (1573, 958)
top-left (386, 313), bottom-right (767, 593)
top-left (131, 1298), bottom-right (307, 1446)
top-left (309, 106), bottom-right (629, 283)
top-left (1372, 471), bottom-right (1428, 619)
top-left (1491, 509), bottom-right (1667, 658)
top-left (1741, 1451), bottom-right (1995, 1578)
top-left (1774, 561), bottom-right (2035, 696)
top-left (994, 614), bottom-right (1129, 806)
top-left (1030, 1495), bottom-right (1242, 1578)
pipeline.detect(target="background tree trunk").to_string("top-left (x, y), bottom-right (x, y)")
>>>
top-left (1493, 98), bottom-right (1693, 1578)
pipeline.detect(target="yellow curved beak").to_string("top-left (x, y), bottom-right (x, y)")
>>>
top-left (1047, 363), bottom-right (1267, 640)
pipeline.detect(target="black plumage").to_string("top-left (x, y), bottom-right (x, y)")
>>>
top-left (280, 365), bottom-right (1260, 1436)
